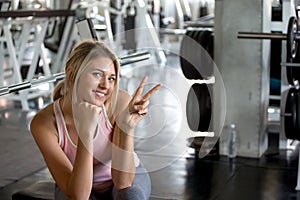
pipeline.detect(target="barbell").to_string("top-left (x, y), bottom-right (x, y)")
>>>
top-left (238, 16), bottom-right (298, 60)
top-left (238, 16), bottom-right (300, 85)
top-left (0, 51), bottom-right (151, 96)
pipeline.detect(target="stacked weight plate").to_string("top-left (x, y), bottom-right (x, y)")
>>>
top-left (284, 17), bottom-right (300, 140)
top-left (179, 28), bottom-right (217, 156)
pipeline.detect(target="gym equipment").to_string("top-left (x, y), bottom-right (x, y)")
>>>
top-left (0, 9), bottom-right (76, 110)
top-left (180, 28), bottom-right (214, 79)
top-left (184, 14), bottom-right (214, 28)
top-left (134, 0), bottom-right (167, 65)
top-left (284, 87), bottom-right (300, 140)
top-left (237, 16), bottom-right (300, 85)
top-left (0, 51), bottom-right (151, 96)
top-left (75, 18), bottom-right (98, 40)
top-left (50, 0), bottom-right (122, 74)
top-left (0, 0), bottom-right (10, 86)
top-left (186, 83), bottom-right (212, 132)
top-left (0, 0), bottom-right (10, 11)
top-left (239, 11), bottom-right (300, 191)
top-left (177, 27), bottom-right (217, 157)
top-left (43, 0), bottom-right (75, 54)
top-left (238, 15), bottom-right (300, 140)
top-left (237, 16), bottom-right (298, 60)
top-left (124, 2), bottom-right (137, 50)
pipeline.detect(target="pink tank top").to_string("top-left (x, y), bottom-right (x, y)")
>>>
top-left (53, 99), bottom-right (140, 191)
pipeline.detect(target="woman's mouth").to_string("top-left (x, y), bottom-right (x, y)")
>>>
top-left (95, 91), bottom-right (105, 99)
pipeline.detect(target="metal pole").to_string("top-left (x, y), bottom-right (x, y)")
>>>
top-left (237, 32), bottom-right (288, 40)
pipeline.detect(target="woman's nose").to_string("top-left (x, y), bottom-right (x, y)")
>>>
top-left (99, 77), bottom-right (109, 88)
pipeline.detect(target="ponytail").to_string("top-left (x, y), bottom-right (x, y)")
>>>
top-left (52, 80), bottom-right (66, 101)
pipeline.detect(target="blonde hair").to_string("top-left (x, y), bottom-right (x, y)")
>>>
top-left (53, 39), bottom-right (120, 117)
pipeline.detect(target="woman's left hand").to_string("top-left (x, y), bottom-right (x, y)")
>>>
top-left (117, 76), bottom-right (162, 133)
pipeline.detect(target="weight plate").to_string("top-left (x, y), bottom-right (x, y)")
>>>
top-left (191, 30), bottom-right (200, 41)
top-left (194, 30), bottom-right (202, 44)
top-left (180, 29), bottom-right (214, 80)
top-left (186, 83), bottom-right (212, 132)
top-left (206, 32), bottom-right (214, 59)
top-left (286, 16), bottom-right (299, 85)
top-left (284, 88), bottom-right (300, 140)
top-left (180, 31), bottom-right (204, 79)
top-left (284, 88), bottom-right (295, 139)
top-left (199, 30), bottom-right (212, 50)
top-left (286, 16), bottom-right (298, 60)
top-left (287, 38), bottom-right (300, 85)
top-left (199, 30), bottom-right (214, 77)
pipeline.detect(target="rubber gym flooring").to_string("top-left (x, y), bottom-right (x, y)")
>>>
top-left (0, 54), bottom-right (299, 200)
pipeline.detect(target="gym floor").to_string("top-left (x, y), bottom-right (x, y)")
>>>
top-left (0, 53), bottom-right (299, 200)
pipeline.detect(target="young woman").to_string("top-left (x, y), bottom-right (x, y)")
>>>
top-left (30, 39), bottom-right (162, 199)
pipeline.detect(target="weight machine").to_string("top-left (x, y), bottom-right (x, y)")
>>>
top-left (0, 9), bottom-right (75, 110)
top-left (237, 0), bottom-right (300, 191)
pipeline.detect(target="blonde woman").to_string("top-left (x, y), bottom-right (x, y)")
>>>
top-left (30, 40), bottom-right (162, 199)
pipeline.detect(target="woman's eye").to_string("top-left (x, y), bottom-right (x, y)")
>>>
top-left (93, 72), bottom-right (102, 78)
top-left (108, 77), bottom-right (115, 82)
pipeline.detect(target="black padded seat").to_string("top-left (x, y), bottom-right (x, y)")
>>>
top-left (12, 181), bottom-right (55, 200)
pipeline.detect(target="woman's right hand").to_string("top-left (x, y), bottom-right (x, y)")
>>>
top-left (73, 102), bottom-right (102, 142)
top-left (116, 76), bottom-right (162, 134)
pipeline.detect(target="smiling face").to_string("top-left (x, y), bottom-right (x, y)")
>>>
top-left (76, 56), bottom-right (116, 107)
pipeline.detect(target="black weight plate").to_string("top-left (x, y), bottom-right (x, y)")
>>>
top-left (180, 31), bottom-right (204, 79)
top-left (193, 30), bottom-right (213, 77)
top-left (296, 90), bottom-right (300, 138)
top-left (284, 88), bottom-right (294, 139)
top-left (193, 29), bottom-right (203, 46)
top-left (286, 16), bottom-right (299, 85)
top-left (190, 30), bottom-right (200, 41)
top-left (287, 39), bottom-right (300, 85)
top-left (199, 30), bottom-right (212, 50)
top-left (180, 29), bottom-right (215, 79)
top-left (286, 16), bottom-right (298, 60)
top-left (185, 29), bottom-right (193, 37)
top-left (284, 88), bottom-right (299, 140)
top-left (199, 30), bottom-right (214, 77)
top-left (186, 83), bottom-right (212, 132)
top-left (194, 30), bottom-right (202, 44)
top-left (206, 32), bottom-right (214, 59)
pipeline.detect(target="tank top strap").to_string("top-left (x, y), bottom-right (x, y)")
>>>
top-left (53, 99), bottom-right (64, 145)
top-left (101, 105), bottom-right (113, 129)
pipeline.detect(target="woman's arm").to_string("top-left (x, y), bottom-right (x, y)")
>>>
top-left (111, 90), bottom-right (136, 190)
top-left (111, 77), bottom-right (162, 190)
top-left (30, 103), bottom-right (100, 199)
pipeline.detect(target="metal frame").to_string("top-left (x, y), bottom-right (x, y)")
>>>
top-left (0, 9), bottom-right (76, 110)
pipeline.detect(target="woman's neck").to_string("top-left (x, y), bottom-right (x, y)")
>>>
top-left (60, 96), bottom-right (73, 118)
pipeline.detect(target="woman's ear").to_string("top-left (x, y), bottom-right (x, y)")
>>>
top-left (66, 67), bottom-right (73, 78)
top-left (65, 67), bottom-right (75, 89)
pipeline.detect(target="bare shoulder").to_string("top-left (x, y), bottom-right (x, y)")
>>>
top-left (30, 103), bottom-right (56, 137)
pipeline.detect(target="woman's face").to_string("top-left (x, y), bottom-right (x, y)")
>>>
top-left (76, 56), bottom-right (116, 107)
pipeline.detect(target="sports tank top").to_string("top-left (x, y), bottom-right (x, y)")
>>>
top-left (53, 99), bottom-right (140, 192)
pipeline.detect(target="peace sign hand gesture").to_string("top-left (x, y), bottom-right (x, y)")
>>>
top-left (117, 76), bottom-right (162, 134)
